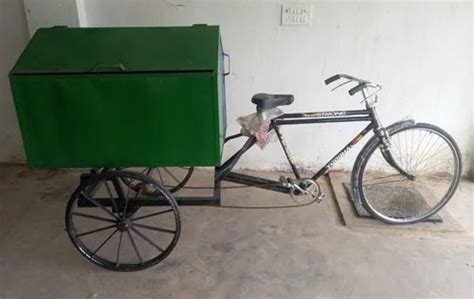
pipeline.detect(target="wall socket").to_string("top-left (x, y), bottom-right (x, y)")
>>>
top-left (281, 4), bottom-right (312, 26)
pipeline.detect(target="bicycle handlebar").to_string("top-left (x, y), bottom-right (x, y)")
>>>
top-left (324, 74), bottom-right (380, 97)
top-left (325, 74), bottom-right (368, 85)
top-left (324, 74), bottom-right (341, 85)
top-left (348, 83), bottom-right (366, 96)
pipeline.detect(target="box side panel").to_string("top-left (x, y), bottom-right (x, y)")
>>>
top-left (215, 38), bottom-right (227, 162)
top-left (11, 73), bottom-right (220, 168)
top-left (9, 74), bottom-right (35, 164)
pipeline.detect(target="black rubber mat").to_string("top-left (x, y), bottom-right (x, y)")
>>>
top-left (343, 183), bottom-right (442, 223)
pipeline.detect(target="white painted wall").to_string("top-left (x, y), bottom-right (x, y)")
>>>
top-left (76, 0), bottom-right (89, 27)
top-left (0, 0), bottom-right (29, 163)
top-left (82, 0), bottom-right (473, 174)
top-left (23, 0), bottom-right (80, 36)
top-left (2, 0), bottom-right (472, 176)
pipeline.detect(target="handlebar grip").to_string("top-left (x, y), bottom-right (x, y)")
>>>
top-left (348, 83), bottom-right (366, 96)
top-left (324, 75), bottom-right (340, 85)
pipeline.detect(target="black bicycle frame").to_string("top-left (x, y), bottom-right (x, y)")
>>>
top-left (216, 108), bottom-right (376, 199)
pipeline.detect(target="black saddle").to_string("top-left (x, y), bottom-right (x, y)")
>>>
top-left (251, 93), bottom-right (294, 110)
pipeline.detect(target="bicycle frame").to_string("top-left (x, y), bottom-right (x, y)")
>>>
top-left (213, 108), bottom-right (378, 202)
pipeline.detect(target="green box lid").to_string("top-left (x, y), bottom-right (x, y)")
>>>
top-left (11, 25), bottom-right (220, 74)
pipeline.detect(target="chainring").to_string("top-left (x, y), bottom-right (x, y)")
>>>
top-left (289, 179), bottom-right (321, 204)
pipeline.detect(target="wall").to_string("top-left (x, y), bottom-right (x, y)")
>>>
top-left (0, 0), bottom-right (29, 163)
top-left (82, 0), bottom-right (473, 174)
top-left (23, 0), bottom-right (80, 36)
top-left (2, 0), bottom-right (472, 176)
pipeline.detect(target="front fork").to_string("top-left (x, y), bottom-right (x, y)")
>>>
top-left (369, 106), bottom-right (416, 180)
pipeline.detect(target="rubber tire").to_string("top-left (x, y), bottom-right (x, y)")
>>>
top-left (351, 123), bottom-right (462, 224)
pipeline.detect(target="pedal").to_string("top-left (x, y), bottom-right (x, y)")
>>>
top-left (316, 192), bottom-right (325, 203)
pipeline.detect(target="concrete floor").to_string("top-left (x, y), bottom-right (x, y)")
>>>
top-left (0, 165), bottom-right (473, 299)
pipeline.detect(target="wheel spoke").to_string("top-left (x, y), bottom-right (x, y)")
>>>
top-left (413, 176), bottom-right (453, 187)
top-left (132, 209), bottom-right (173, 221)
top-left (413, 132), bottom-right (436, 169)
top-left (163, 168), bottom-right (180, 184)
top-left (417, 174), bottom-right (452, 181)
top-left (416, 156), bottom-right (453, 174)
top-left (145, 168), bottom-right (153, 176)
top-left (412, 139), bottom-right (444, 170)
top-left (112, 178), bottom-right (129, 219)
top-left (404, 129), bottom-right (409, 170)
top-left (409, 128), bottom-right (414, 166)
top-left (104, 181), bottom-right (120, 213)
top-left (127, 230), bottom-right (143, 264)
top-left (131, 226), bottom-right (165, 252)
top-left (415, 149), bottom-right (452, 170)
top-left (410, 130), bottom-right (428, 168)
top-left (93, 229), bottom-right (118, 255)
top-left (111, 178), bottom-right (128, 201)
top-left (362, 173), bottom-right (401, 183)
top-left (115, 232), bottom-right (124, 267)
top-left (72, 212), bottom-right (116, 223)
top-left (132, 222), bottom-right (176, 234)
top-left (157, 168), bottom-right (165, 184)
top-left (363, 178), bottom-right (408, 187)
top-left (79, 192), bottom-right (120, 220)
top-left (77, 224), bottom-right (116, 237)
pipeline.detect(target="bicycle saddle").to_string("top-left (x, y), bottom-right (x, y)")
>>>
top-left (251, 93), bottom-right (294, 110)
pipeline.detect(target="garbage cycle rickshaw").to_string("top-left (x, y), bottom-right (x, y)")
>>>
top-left (9, 26), bottom-right (461, 271)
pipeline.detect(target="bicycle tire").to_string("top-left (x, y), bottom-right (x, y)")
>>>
top-left (351, 123), bottom-right (462, 224)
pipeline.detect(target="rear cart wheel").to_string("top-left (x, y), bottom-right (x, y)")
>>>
top-left (117, 167), bottom-right (194, 194)
top-left (65, 170), bottom-right (181, 271)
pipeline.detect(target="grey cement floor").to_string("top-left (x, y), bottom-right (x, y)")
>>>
top-left (0, 165), bottom-right (473, 299)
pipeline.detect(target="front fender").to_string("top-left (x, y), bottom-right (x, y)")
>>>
top-left (357, 118), bottom-right (416, 153)
top-left (384, 118), bottom-right (416, 135)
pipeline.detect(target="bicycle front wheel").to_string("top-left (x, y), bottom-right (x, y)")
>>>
top-left (352, 123), bottom-right (462, 224)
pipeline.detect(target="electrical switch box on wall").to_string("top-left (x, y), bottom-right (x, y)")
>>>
top-left (281, 4), bottom-right (312, 26)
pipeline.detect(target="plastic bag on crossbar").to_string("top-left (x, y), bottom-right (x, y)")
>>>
top-left (237, 108), bottom-right (284, 149)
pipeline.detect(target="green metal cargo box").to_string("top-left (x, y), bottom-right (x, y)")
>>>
top-left (10, 25), bottom-right (227, 168)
